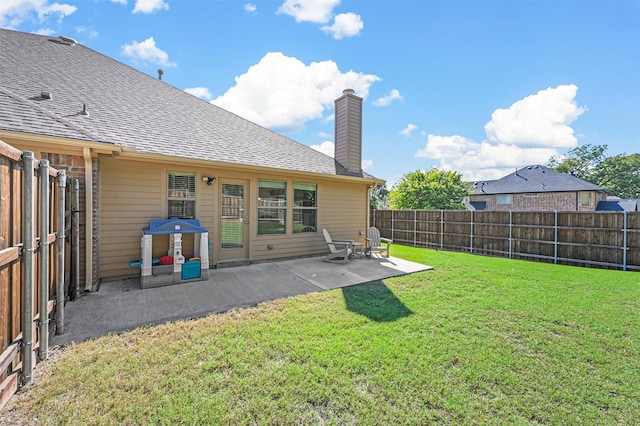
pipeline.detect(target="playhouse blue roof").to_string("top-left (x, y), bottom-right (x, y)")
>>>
top-left (143, 218), bottom-right (208, 234)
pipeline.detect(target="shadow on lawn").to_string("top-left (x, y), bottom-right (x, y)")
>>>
top-left (342, 280), bottom-right (413, 322)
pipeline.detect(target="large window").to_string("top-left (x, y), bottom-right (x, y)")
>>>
top-left (168, 172), bottom-right (196, 218)
top-left (497, 194), bottom-right (513, 205)
top-left (258, 180), bottom-right (286, 234)
top-left (293, 183), bottom-right (317, 233)
top-left (580, 191), bottom-right (591, 207)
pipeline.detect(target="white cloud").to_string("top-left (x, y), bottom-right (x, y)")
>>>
top-left (185, 87), bottom-right (212, 100)
top-left (311, 141), bottom-right (335, 157)
top-left (373, 89), bottom-right (402, 107)
top-left (110, 0), bottom-right (127, 4)
top-left (321, 12), bottom-right (363, 39)
top-left (400, 123), bottom-right (417, 137)
top-left (133, 0), bottom-right (168, 14)
top-left (485, 84), bottom-right (585, 148)
top-left (0, 0), bottom-right (76, 28)
top-left (121, 37), bottom-right (176, 68)
top-left (277, 0), bottom-right (339, 24)
top-left (75, 26), bottom-right (98, 38)
top-left (34, 27), bottom-right (55, 35)
top-left (244, 3), bottom-right (257, 13)
top-left (415, 135), bottom-right (476, 160)
top-left (211, 52), bottom-right (380, 129)
top-left (414, 85), bottom-right (585, 181)
top-left (361, 159), bottom-right (373, 170)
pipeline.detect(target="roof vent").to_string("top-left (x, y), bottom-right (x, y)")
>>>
top-left (49, 35), bottom-right (77, 46)
top-left (79, 104), bottom-right (89, 116)
top-left (58, 35), bottom-right (77, 46)
top-left (40, 92), bottom-right (52, 100)
top-left (158, 69), bottom-right (164, 80)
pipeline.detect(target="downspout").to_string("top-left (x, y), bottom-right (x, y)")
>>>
top-left (83, 147), bottom-right (93, 291)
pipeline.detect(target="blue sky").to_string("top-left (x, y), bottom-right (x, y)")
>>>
top-left (2, 0), bottom-right (639, 186)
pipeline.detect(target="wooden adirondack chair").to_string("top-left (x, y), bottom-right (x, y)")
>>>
top-left (322, 228), bottom-right (353, 264)
top-left (366, 226), bottom-right (392, 258)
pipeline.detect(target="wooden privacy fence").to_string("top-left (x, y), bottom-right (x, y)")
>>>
top-left (371, 209), bottom-right (640, 271)
top-left (0, 140), bottom-right (68, 409)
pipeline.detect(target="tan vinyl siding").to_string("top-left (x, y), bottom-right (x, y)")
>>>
top-left (251, 179), bottom-right (368, 261)
top-left (99, 158), bottom-right (218, 279)
top-left (99, 159), bottom-right (163, 278)
top-left (99, 156), bottom-right (372, 280)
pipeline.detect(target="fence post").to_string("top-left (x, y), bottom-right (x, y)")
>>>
top-left (554, 211), bottom-right (558, 264)
top-left (72, 178), bottom-right (80, 300)
top-left (470, 210), bottom-right (474, 254)
top-left (38, 160), bottom-right (50, 361)
top-left (623, 211), bottom-right (628, 271)
top-left (440, 210), bottom-right (444, 251)
top-left (391, 210), bottom-right (395, 242)
top-left (413, 210), bottom-right (417, 247)
top-left (56, 170), bottom-right (66, 334)
top-left (21, 151), bottom-right (35, 385)
top-left (508, 211), bottom-right (513, 259)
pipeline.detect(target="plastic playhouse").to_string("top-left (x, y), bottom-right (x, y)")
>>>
top-left (134, 218), bottom-right (210, 289)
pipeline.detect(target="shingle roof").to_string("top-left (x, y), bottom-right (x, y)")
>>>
top-left (472, 165), bottom-right (606, 195)
top-left (596, 199), bottom-right (639, 211)
top-left (0, 29), bottom-right (376, 180)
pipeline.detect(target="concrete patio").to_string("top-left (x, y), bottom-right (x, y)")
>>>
top-left (51, 255), bottom-right (433, 345)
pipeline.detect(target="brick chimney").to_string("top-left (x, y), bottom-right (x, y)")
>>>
top-left (334, 88), bottom-right (363, 173)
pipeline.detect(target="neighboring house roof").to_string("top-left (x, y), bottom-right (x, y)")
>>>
top-left (471, 165), bottom-right (606, 195)
top-left (596, 199), bottom-right (640, 211)
top-left (0, 29), bottom-right (376, 180)
top-left (469, 201), bottom-right (486, 211)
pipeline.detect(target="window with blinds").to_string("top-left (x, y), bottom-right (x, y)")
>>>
top-left (168, 172), bottom-right (196, 218)
top-left (258, 180), bottom-right (286, 234)
top-left (293, 182), bottom-right (317, 233)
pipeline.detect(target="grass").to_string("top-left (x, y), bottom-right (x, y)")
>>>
top-left (5, 246), bottom-right (640, 425)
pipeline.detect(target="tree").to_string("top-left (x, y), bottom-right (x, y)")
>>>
top-left (389, 168), bottom-right (471, 210)
top-left (370, 184), bottom-right (389, 209)
top-left (592, 153), bottom-right (640, 199)
top-left (547, 144), bottom-right (607, 181)
top-left (548, 144), bottom-right (640, 198)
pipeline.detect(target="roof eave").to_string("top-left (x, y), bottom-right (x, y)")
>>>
top-left (114, 150), bottom-right (382, 184)
top-left (0, 130), bottom-right (119, 155)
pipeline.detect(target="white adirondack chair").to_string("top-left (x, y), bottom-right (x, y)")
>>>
top-left (322, 228), bottom-right (353, 264)
top-left (366, 226), bottom-right (392, 258)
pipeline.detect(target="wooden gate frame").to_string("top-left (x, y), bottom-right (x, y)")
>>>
top-left (0, 140), bottom-right (68, 409)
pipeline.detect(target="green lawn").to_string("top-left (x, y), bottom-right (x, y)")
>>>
top-left (7, 246), bottom-right (640, 425)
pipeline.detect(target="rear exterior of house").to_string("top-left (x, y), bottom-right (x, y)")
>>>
top-left (0, 29), bottom-right (381, 289)
top-left (98, 155), bottom-right (371, 280)
top-left (470, 165), bottom-right (607, 212)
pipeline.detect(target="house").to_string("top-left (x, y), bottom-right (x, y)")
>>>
top-left (469, 165), bottom-right (607, 211)
top-left (0, 29), bottom-right (382, 290)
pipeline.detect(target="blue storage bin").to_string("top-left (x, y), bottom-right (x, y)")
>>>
top-left (181, 260), bottom-right (201, 280)
top-left (129, 258), bottom-right (160, 268)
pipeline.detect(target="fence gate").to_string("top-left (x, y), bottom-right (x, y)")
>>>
top-left (0, 139), bottom-right (71, 409)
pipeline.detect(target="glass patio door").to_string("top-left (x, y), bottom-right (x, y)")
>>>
top-left (219, 180), bottom-right (249, 260)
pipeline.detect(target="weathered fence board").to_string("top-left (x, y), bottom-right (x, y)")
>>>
top-left (371, 209), bottom-right (640, 271)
